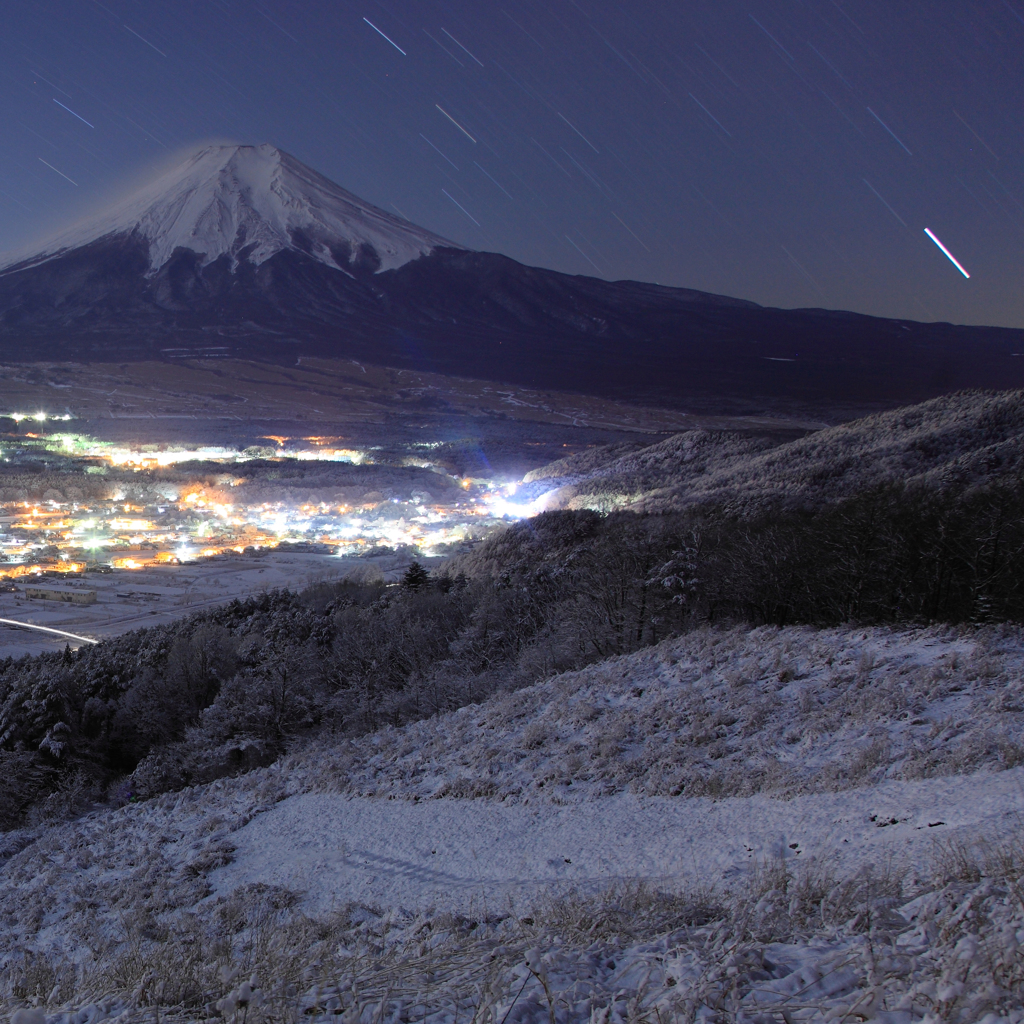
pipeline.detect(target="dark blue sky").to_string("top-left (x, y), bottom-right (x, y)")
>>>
top-left (1, 0), bottom-right (1022, 327)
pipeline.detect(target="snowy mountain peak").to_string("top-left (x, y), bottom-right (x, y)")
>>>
top-left (3, 143), bottom-right (461, 275)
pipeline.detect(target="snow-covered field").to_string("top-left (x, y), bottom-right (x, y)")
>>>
top-left (214, 771), bottom-right (1024, 914)
top-left (4, 623), bottom-right (1024, 1023)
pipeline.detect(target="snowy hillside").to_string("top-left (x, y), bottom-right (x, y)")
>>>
top-left (0, 144), bottom-right (457, 275)
top-left (293, 623), bottom-right (1024, 803)
top-left (3, 623), bottom-right (1024, 1024)
top-left (523, 389), bottom-right (1024, 513)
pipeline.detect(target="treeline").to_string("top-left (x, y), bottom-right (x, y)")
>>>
top-left (462, 475), bottom-right (1024, 629)
top-left (2, 473), bottom-right (1024, 826)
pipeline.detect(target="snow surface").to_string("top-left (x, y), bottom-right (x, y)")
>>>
top-left (292, 624), bottom-right (1024, 804)
top-left (208, 623), bottom-right (1024, 917)
top-left (5, 622), bottom-right (1024, 1024)
top-left (211, 769), bottom-right (1024, 915)
top-left (0, 144), bottom-right (459, 275)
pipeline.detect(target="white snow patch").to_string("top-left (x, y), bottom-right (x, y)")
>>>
top-left (211, 768), bottom-right (1024, 914)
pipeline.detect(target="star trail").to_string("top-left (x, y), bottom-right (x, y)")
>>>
top-left (0, 0), bottom-right (1021, 327)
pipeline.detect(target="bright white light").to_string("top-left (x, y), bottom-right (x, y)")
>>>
top-left (482, 486), bottom-right (555, 519)
top-left (924, 228), bottom-right (970, 279)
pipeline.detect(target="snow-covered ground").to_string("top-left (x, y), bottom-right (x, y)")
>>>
top-left (4, 622), bottom-right (1024, 1023)
top-left (213, 770), bottom-right (1024, 915)
top-left (294, 623), bottom-right (1024, 803)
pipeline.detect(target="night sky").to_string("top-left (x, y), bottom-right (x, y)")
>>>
top-left (1, 0), bottom-right (1022, 328)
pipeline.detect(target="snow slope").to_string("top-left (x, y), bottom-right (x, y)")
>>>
top-left (208, 622), bottom-right (1024, 912)
top-left (522, 390), bottom-right (1024, 513)
top-left (4, 623), bottom-right (1024, 1023)
top-left (0, 144), bottom-right (458, 275)
top-left (294, 623), bottom-right (1024, 803)
top-left (211, 771), bottom-right (1024, 915)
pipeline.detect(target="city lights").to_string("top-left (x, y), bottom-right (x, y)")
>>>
top-left (0, 432), bottom-right (546, 576)
top-left (3, 413), bottom-right (74, 424)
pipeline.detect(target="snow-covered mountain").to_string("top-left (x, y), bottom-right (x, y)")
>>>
top-left (1, 144), bottom-right (457, 277)
top-left (0, 143), bottom-right (1021, 417)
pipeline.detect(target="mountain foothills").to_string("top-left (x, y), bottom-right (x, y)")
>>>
top-left (0, 144), bottom-right (1022, 416)
top-left (3, 391), bottom-right (1024, 1024)
top-left (522, 387), bottom-right (1024, 512)
top-left (2, 388), bottom-right (1023, 822)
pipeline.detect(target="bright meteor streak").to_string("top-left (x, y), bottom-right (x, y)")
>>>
top-left (0, 618), bottom-right (98, 644)
top-left (924, 228), bottom-right (970, 279)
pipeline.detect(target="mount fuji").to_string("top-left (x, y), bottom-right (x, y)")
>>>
top-left (3, 144), bottom-right (455, 280)
top-left (0, 143), bottom-right (1021, 416)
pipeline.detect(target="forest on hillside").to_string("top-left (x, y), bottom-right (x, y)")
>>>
top-left (2, 465), bottom-right (1024, 830)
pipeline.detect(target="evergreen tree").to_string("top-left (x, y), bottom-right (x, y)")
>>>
top-left (402, 561), bottom-right (430, 591)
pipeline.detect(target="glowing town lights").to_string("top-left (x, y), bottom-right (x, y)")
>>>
top-left (2, 412), bottom-right (73, 423)
top-left (0, 430), bottom-right (540, 566)
top-left (109, 519), bottom-right (153, 531)
top-left (482, 487), bottom-right (555, 519)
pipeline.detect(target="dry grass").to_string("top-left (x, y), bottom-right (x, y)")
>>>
top-left (6, 624), bottom-right (1024, 1023)
top-left (293, 622), bottom-right (1024, 804)
top-left (7, 826), bottom-right (1024, 1024)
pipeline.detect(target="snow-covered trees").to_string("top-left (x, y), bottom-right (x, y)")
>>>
top-left (3, 466), bottom-right (1024, 826)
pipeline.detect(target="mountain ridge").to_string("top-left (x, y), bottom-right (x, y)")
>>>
top-left (0, 143), bottom-right (1022, 417)
top-left (518, 388), bottom-right (1024, 513)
